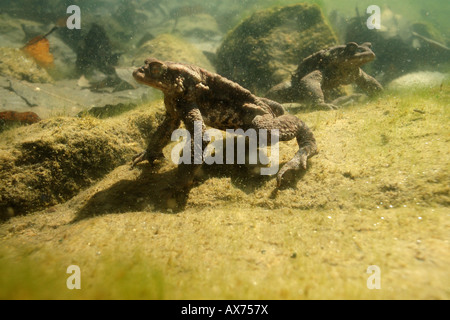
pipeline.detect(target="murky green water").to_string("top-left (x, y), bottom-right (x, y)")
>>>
top-left (0, 0), bottom-right (448, 300)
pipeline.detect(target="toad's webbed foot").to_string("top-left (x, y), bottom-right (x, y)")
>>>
top-left (131, 151), bottom-right (147, 168)
top-left (276, 147), bottom-right (315, 187)
top-left (131, 150), bottom-right (164, 168)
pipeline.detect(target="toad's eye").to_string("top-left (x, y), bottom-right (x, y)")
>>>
top-left (149, 64), bottom-right (163, 75)
top-left (344, 42), bottom-right (358, 54)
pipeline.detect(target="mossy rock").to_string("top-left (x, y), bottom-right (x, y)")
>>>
top-left (216, 3), bottom-right (337, 94)
top-left (127, 33), bottom-right (215, 72)
top-left (0, 47), bottom-right (53, 83)
top-left (0, 104), bottom-right (165, 219)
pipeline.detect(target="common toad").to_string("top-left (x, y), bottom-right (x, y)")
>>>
top-left (132, 58), bottom-right (318, 187)
top-left (265, 42), bottom-right (383, 109)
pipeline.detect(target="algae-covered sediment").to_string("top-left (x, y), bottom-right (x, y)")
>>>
top-left (0, 104), bottom-right (165, 219)
top-left (0, 47), bottom-right (53, 83)
top-left (0, 83), bottom-right (449, 299)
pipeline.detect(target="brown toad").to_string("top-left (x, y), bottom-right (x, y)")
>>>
top-left (265, 42), bottom-right (383, 109)
top-left (132, 58), bottom-right (317, 187)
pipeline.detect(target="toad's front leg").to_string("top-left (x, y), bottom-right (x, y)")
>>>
top-left (174, 106), bottom-right (208, 189)
top-left (131, 111), bottom-right (181, 167)
top-left (355, 70), bottom-right (383, 97)
top-left (297, 70), bottom-right (339, 110)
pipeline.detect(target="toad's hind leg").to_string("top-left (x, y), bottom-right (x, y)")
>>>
top-left (252, 113), bottom-right (318, 187)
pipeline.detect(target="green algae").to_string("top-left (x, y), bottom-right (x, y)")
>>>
top-left (0, 83), bottom-right (448, 299)
top-left (0, 102), bottom-right (165, 219)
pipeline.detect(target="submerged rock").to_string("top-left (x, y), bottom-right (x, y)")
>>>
top-left (216, 4), bottom-right (337, 94)
top-left (127, 33), bottom-right (215, 72)
top-left (0, 106), bottom-right (164, 220)
top-left (388, 71), bottom-right (448, 90)
top-left (0, 47), bottom-right (53, 83)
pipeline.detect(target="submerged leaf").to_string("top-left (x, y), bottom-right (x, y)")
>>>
top-left (22, 27), bottom-right (57, 69)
